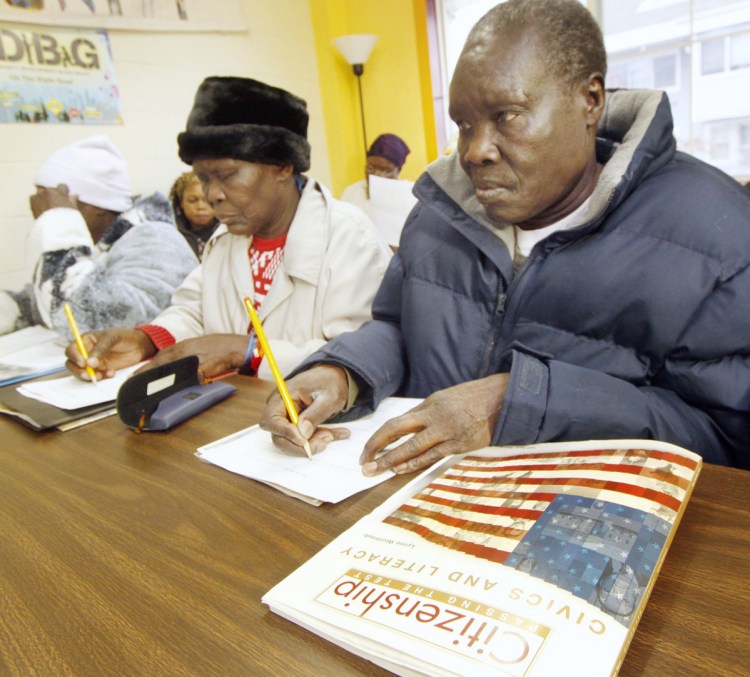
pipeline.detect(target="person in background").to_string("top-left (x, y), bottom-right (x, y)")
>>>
top-left (340, 133), bottom-right (411, 219)
top-left (0, 135), bottom-right (198, 338)
top-left (169, 170), bottom-right (219, 258)
top-left (65, 77), bottom-right (392, 382)
top-left (260, 0), bottom-right (750, 472)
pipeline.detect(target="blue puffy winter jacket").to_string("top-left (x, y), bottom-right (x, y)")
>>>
top-left (298, 89), bottom-right (750, 468)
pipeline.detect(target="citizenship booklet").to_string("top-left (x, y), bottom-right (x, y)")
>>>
top-left (263, 439), bottom-right (702, 676)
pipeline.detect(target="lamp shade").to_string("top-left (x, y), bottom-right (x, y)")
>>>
top-left (332, 34), bottom-right (378, 66)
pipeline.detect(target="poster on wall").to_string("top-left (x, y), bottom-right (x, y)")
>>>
top-left (0, 22), bottom-right (121, 124)
top-left (0, 1), bottom-right (247, 33)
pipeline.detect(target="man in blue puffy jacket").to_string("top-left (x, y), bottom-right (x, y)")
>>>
top-left (260, 0), bottom-right (750, 472)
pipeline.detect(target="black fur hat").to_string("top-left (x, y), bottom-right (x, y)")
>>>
top-left (177, 76), bottom-right (311, 172)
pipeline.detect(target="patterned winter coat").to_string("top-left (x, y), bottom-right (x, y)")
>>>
top-left (0, 192), bottom-right (198, 340)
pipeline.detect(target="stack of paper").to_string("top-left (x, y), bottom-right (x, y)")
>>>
top-left (196, 397), bottom-right (423, 505)
top-left (0, 362), bottom-right (145, 431)
top-left (17, 363), bottom-right (143, 409)
top-left (0, 326), bottom-right (67, 387)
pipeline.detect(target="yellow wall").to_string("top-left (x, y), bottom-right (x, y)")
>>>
top-left (309, 0), bottom-right (437, 195)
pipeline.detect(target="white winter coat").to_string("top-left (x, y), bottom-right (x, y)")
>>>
top-left (151, 178), bottom-right (392, 379)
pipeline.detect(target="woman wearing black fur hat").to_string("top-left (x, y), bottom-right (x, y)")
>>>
top-left (64, 76), bottom-right (392, 383)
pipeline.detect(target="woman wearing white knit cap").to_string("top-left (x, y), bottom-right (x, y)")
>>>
top-left (0, 135), bottom-right (198, 339)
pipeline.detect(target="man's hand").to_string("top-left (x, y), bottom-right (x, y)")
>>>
top-left (359, 373), bottom-right (509, 476)
top-left (65, 328), bottom-right (156, 381)
top-left (259, 364), bottom-right (352, 455)
top-left (140, 334), bottom-right (248, 380)
top-left (30, 184), bottom-right (77, 218)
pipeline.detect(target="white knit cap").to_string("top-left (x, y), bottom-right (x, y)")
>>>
top-left (34, 135), bottom-right (133, 212)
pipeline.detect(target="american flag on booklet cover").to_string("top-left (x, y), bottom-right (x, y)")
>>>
top-left (383, 446), bottom-right (699, 627)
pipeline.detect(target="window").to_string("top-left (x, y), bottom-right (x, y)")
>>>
top-left (606, 52), bottom-right (680, 90)
top-left (654, 54), bottom-right (677, 89)
top-left (730, 32), bottom-right (750, 70)
top-left (601, 0), bottom-right (750, 177)
top-left (739, 124), bottom-right (750, 164)
top-left (701, 38), bottom-right (725, 75)
top-left (710, 124), bottom-right (730, 160)
top-left (432, 0), bottom-right (750, 178)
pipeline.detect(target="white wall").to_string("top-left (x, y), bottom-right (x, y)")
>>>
top-left (0, 0), bottom-right (329, 291)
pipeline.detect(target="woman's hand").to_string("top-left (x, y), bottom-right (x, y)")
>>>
top-left (65, 328), bottom-right (156, 381)
top-left (138, 334), bottom-right (249, 380)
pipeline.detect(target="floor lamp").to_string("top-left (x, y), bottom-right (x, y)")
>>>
top-left (333, 34), bottom-right (378, 159)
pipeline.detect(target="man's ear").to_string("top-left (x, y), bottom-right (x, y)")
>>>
top-left (584, 74), bottom-right (606, 127)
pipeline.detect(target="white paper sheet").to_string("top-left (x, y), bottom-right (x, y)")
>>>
top-left (17, 363), bottom-right (144, 409)
top-left (369, 176), bottom-right (417, 247)
top-left (196, 397), bottom-right (424, 504)
top-left (0, 326), bottom-right (62, 357)
top-left (0, 326), bottom-right (67, 385)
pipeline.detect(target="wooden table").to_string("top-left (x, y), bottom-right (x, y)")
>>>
top-left (1, 375), bottom-right (748, 676)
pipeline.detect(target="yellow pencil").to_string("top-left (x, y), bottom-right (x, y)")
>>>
top-left (243, 297), bottom-right (312, 459)
top-left (63, 303), bottom-right (98, 385)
